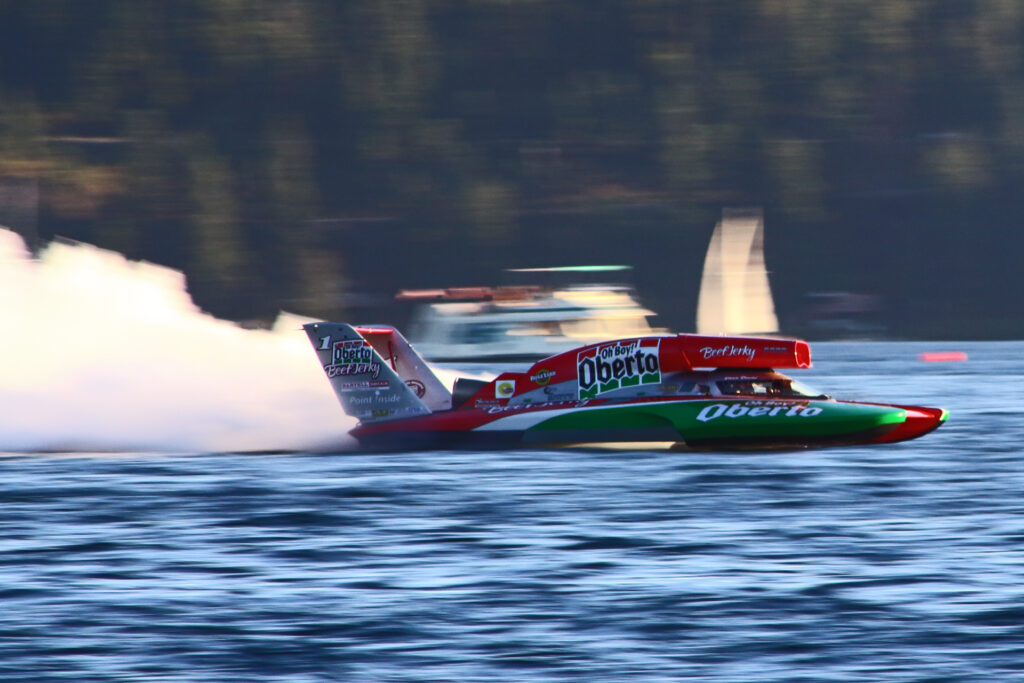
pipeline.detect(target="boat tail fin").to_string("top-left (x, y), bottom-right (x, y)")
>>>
top-left (303, 322), bottom-right (437, 423)
top-left (351, 324), bottom-right (451, 412)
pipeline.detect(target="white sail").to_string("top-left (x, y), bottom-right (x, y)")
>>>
top-left (696, 209), bottom-right (779, 335)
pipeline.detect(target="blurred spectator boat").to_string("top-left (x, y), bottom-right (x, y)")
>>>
top-left (396, 266), bottom-right (666, 362)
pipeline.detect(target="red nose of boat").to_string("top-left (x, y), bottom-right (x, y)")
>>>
top-left (869, 406), bottom-right (948, 444)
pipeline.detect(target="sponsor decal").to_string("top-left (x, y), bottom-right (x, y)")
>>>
top-left (696, 402), bottom-right (823, 423)
top-left (406, 379), bottom-right (426, 398)
top-left (577, 339), bottom-right (661, 399)
top-left (326, 340), bottom-right (381, 379)
top-left (486, 399), bottom-right (586, 415)
top-left (496, 380), bottom-right (516, 399)
top-left (327, 364), bottom-right (381, 379)
top-left (372, 409), bottom-right (390, 418)
top-left (699, 344), bottom-right (757, 363)
top-left (348, 393), bottom-right (403, 405)
top-left (530, 369), bottom-right (556, 386)
top-left (542, 391), bottom-right (576, 402)
top-left (337, 380), bottom-right (389, 391)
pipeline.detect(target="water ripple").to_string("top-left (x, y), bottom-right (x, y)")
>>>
top-left (1, 342), bottom-right (1022, 681)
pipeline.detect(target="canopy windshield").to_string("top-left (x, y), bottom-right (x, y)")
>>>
top-left (713, 378), bottom-right (825, 399)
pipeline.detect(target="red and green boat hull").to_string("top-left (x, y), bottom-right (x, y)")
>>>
top-left (351, 397), bottom-right (948, 450)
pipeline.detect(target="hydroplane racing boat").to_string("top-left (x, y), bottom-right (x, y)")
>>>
top-left (304, 322), bottom-right (947, 450)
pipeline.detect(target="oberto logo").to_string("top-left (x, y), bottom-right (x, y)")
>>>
top-left (577, 339), bottom-right (660, 399)
top-left (696, 403), bottom-right (822, 422)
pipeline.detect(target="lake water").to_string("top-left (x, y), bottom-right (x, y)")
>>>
top-left (2, 341), bottom-right (1022, 682)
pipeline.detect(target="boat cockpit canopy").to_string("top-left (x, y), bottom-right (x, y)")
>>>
top-left (711, 376), bottom-right (826, 399)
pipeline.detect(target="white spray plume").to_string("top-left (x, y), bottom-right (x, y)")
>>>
top-left (0, 228), bottom-right (357, 453)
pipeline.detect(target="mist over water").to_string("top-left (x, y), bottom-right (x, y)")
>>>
top-left (0, 228), bottom-right (357, 453)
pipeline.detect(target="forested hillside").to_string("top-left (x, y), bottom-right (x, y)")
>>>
top-left (2, 1), bottom-right (1022, 337)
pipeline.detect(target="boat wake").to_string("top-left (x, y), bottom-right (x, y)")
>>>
top-left (0, 228), bottom-right (359, 454)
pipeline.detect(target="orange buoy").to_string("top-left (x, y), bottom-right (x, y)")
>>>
top-left (919, 351), bottom-right (968, 362)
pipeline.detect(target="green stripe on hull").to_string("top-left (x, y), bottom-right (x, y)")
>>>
top-left (529, 399), bottom-right (906, 443)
